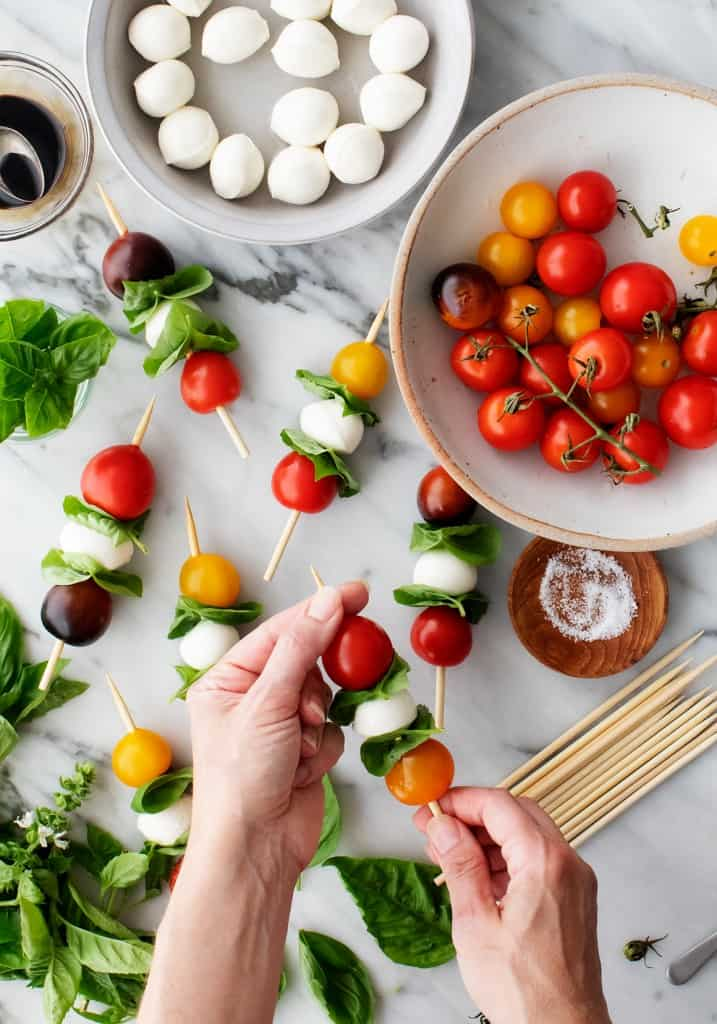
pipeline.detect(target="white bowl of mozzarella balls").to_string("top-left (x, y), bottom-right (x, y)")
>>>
top-left (129, 0), bottom-right (430, 204)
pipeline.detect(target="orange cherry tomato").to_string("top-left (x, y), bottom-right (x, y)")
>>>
top-left (112, 728), bottom-right (172, 788)
top-left (631, 334), bottom-right (681, 389)
top-left (500, 181), bottom-right (558, 239)
top-left (385, 739), bottom-right (455, 806)
top-left (180, 553), bottom-right (241, 608)
top-left (497, 285), bottom-right (553, 344)
top-left (587, 380), bottom-right (641, 425)
top-left (476, 231), bottom-right (535, 286)
top-left (553, 297), bottom-right (602, 348)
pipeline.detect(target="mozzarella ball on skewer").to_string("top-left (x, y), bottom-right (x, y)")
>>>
top-left (128, 5), bottom-right (191, 62)
top-left (360, 73), bottom-right (426, 131)
top-left (59, 521), bottom-right (134, 572)
top-left (159, 107), bottom-right (219, 169)
top-left (272, 20), bottom-right (340, 78)
top-left (137, 796), bottom-right (193, 846)
top-left (331, 0), bottom-right (396, 34)
top-left (271, 88), bottom-right (339, 146)
top-left (134, 60), bottom-right (196, 119)
top-left (271, 0), bottom-right (332, 18)
top-left (369, 15), bottom-right (429, 73)
top-left (268, 147), bottom-right (331, 205)
top-left (168, 0), bottom-right (213, 15)
top-left (353, 690), bottom-right (418, 738)
top-left (324, 123), bottom-right (384, 184)
top-left (300, 398), bottom-right (365, 454)
top-left (179, 621), bottom-right (240, 671)
top-left (145, 299), bottom-right (201, 348)
top-left (413, 550), bottom-right (478, 596)
top-left (210, 135), bottom-right (265, 199)
top-left (202, 7), bottom-right (270, 64)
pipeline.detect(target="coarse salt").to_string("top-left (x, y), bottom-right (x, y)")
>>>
top-left (538, 548), bottom-right (637, 643)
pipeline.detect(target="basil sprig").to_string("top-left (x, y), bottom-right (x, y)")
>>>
top-left (131, 767), bottom-right (193, 815)
top-left (329, 655), bottom-right (409, 727)
top-left (393, 586), bottom-right (489, 624)
top-left (280, 428), bottom-right (360, 498)
top-left (172, 665), bottom-right (205, 701)
top-left (63, 496), bottom-right (149, 554)
top-left (296, 370), bottom-right (380, 425)
top-left (42, 550), bottom-right (143, 599)
top-left (168, 596), bottom-right (263, 639)
top-left (143, 301), bottom-right (239, 378)
top-left (410, 522), bottom-right (502, 566)
top-left (122, 266), bottom-right (213, 331)
top-left (325, 857), bottom-right (454, 968)
top-left (299, 930), bottom-right (375, 1024)
top-left (308, 776), bottom-right (342, 869)
top-left (360, 705), bottom-right (438, 777)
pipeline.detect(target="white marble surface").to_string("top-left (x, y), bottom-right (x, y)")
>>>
top-left (1, 1), bottom-right (717, 1022)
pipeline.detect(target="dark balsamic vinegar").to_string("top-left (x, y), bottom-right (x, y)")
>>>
top-left (0, 95), bottom-right (65, 208)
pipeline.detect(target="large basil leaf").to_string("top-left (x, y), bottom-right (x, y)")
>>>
top-left (299, 930), bottom-right (374, 1024)
top-left (171, 665), bottom-right (205, 701)
top-left (123, 266), bottom-right (214, 331)
top-left (20, 898), bottom-right (52, 983)
top-left (63, 496), bottom-right (149, 553)
top-left (0, 340), bottom-right (40, 399)
top-left (87, 825), bottom-right (124, 871)
top-left (0, 716), bottom-right (18, 763)
top-left (308, 775), bottom-right (342, 869)
top-left (41, 549), bottom-right (143, 598)
top-left (142, 301), bottom-right (239, 378)
top-left (131, 767), bottom-right (193, 814)
top-left (410, 522), bottom-right (501, 566)
top-left (329, 655), bottom-right (410, 727)
top-left (24, 381), bottom-right (77, 437)
top-left (13, 662), bottom-right (89, 725)
top-left (296, 371), bottom-right (380, 426)
top-left (0, 908), bottom-right (21, 945)
top-left (168, 596), bottom-right (262, 639)
top-left (325, 857), bottom-right (454, 968)
top-left (48, 320), bottom-right (115, 383)
top-left (65, 921), bottom-right (153, 975)
top-left (67, 883), bottom-right (137, 942)
top-left (280, 429), bottom-right (359, 499)
top-left (360, 705), bottom-right (438, 778)
top-left (100, 853), bottom-right (150, 892)
top-left (43, 946), bottom-right (81, 1024)
top-left (0, 299), bottom-right (53, 342)
top-left (0, 596), bottom-right (23, 691)
top-left (0, 399), bottom-right (24, 441)
top-left (393, 586), bottom-right (489, 624)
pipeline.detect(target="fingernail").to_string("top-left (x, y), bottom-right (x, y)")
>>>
top-left (303, 726), bottom-right (321, 754)
top-left (308, 585), bottom-right (340, 622)
top-left (309, 698), bottom-right (327, 723)
top-left (427, 816), bottom-right (462, 854)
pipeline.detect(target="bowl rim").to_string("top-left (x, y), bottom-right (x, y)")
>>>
top-left (390, 71), bottom-right (717, 553)
top-left (83, 0), bottom-right (476, 246)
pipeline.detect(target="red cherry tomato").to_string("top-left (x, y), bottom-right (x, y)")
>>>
top-left (450, 330), bottom-right (519, 393)
top-left (180, 352), bottom-right (241, 413)
top-left (600, 262), bottom-right (677, 333)
top-left (519, 342), bottom-right (572, 404)
top-left (603, 417), bottom-right (669, 485)
top-left (683, 311), bottom-right (717, 376)
top-left (478, 388), bottom-right (545, 452)
top-left (81, 444), bottom-right (155, 521)
top-left (168, 857), bottom-right (183, 892)
top-left (658, 375), bottom-right (717, 449)
top-left (568, 328), bottom-right (632, 393)
top-left (536, 231), bottom-right (607, 297)
top-left (557, 170), bottom-right (618, 233)
top-left (410, 607), bottom-right (473, 667)
top-left (540, 409), bottom-right (600, 474)
top-left (385, 739), bottom-right (455, 806)
top-left (271, 452), bottom-right (338, 513)
top-left (417, 467), bottom-right (476, 526)
top-left (322, 614), bottom-right (394, 691)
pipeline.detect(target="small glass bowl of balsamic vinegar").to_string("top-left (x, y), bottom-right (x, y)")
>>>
top-left (0, 52), bottom-right (93, 240)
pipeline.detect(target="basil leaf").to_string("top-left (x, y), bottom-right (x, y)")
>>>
top-left (0, 299), bottom-right (53, 341)
top-left (43, 946), bottom-right (81, 1024)
top-left (308, 775), bottom-right (342, 869)
top-left (131, 767), bottom-right (193, 814)
top-left (296, 371), bottom-right (380, 426)
top-left (142, 301), bottom-right (239, 378)
top-left (410, 522), bottom-right (502, 566)
top-left (63, 496), bottom-right (149, 553)
top-left (0, 340), bottom-right (41, 399)
top-left (24, 380), bottom-right (77, 437)
top-left (65, 921), bottom-right (153, 975)
top-left (20, 898), bottom-right (52, 983)
top-left (67, 883), bottom-right (138, 942)
top-left (75, 1009), bottom-right (132, 1023)
top-left (18, 873), bottom-right (45, 904)
top-left (279, 969), bottom-right (287, 999)
top-left (325, 857), bottom-right (454, 968)
top-left (87, 825), bottom-right (124, 871)
top-left (299, 930), bottom-right (375, 1024)
top-left (168, 596), bottom-right (262, 639)
top-left (143, 849), bottom-right (175, 901)
top-left (13, 664), bottom-right (89, 725)
top-left (41, 550), bottom-right (143, 598)
top-left (100, 853), bottom-right (150, 892)
top-left (329, 655), bottom-right (409, 727)
top-left (392, 586), bottom-right (489, 625)
top-left (280, 429), bottom-right (359, 498)
top-left (171, 665), bottom-right (205, 701)
top-left (0, 595), bottom-right (23, 691)
top-left (23, 305), bottom-right (59, 346)
top-left (0, 716), bottom-right (18, 763)
top-left (360, 706), bottom-right (438, 778)
top-left (0, 908), bottom-right (21, 945)
top-left (48, 321), bottom-right (115, 384)
top-left (0, 399), bottom-right (24, 441)
top-left (123, 266), bottom-right (214, 331)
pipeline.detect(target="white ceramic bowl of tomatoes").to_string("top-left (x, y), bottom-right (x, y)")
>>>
top-left (391, 73), bottom-right (717, 551)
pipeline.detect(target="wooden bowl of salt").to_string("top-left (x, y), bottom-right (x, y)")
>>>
top-left (508, 539), bottom-right (668, 678)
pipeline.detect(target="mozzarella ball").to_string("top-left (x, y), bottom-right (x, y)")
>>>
top-left (331, 0), bottom-right (396, 35)
top-left (210, 135), bottom-right (265, 199)
top-left (145, 299), bottom-right (200, 348)
top-left (128, 5), bottom-right (191, 62)
top-left (179, 620), bottom-right (240, 671)
top-left (159, 107), bottom-right (219, 169)
top-left (300, 399), bottom-right (365, 453)
top-left (137, 796), bottom-right (193, 847)
top-left (369, 15), bottom-right (429, 73)
top-left (168, 0), bottom-right (213, 15)
top-left (59, 521), bottom-right (133, 572)
top-left (268, 147), bottom-right (330, 205)
top-left (271, 88), bottom-right (339, 146)
top-left (272, 20), bottom-right (340, 78)
top-left (354, 690), bottom-right (417, 738)
top-left (202, 7), bottom-right (270, 64)
top-left (412, 550), bottom-right (478, 596)
top-left (271, 0), bottom-right (331, 18)
top-left (324, 123), bottom-right (384, 184)
top-left (360, 73), bottom-right (426, 131)
top-left (134, 60), bottom-right (195, 119)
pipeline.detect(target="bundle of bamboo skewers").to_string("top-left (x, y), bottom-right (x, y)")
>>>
top-left (499, 632), bottom-right (717, 848)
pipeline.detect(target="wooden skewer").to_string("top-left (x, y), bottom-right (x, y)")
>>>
top-left (97, 183), bottom-right (128, 237)
top-left (310, 565), bottom-right (325, 589)
top-left (185, 497), bottom-right (201, 557)
top-left (106, 673), bottom-right (137, 733)
top-left (435, 666), bottom-right (447, 731)
top-left (428, 801), bottom-right (442, 818)
top-left (131, 396), bottom-right (156, 447)
top-left (364, 299), bottom-right (389, 345)
top-left (215, 404), bottom-right (249, 460)
top-left (38, 640), bottom-right (65, 693)
top-left (264, 510), bottom-right (301, 582)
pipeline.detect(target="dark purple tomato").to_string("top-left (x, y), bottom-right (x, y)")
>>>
top-left (431, 263), bottom-right (501, 331)
top-left (41, 579), bottom-right (113, 646)
top-left (417, 466), bottom-right (476, 525)
top-left (102, 232), bottom-right (175, 298)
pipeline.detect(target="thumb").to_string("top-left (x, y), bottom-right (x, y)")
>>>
top-left (427, 815), bottom-right (499, 929)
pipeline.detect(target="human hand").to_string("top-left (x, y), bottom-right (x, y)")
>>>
top-left (187, 582), bottom-right (368, 876)
top-left (414, 789), bottom-right (611, 1024)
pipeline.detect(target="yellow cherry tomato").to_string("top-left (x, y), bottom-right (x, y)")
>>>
top-left (180, 554), bottom-right (241, 608)
top-left (112, 728), bottom-right (172, 787)
top-left (632, 334), bottom-right (681, 389)
top-left (679, 215), bottom-right (717, 267)
top-left (500, 181), bottom-right (558, 239)
top-left (476, 231), bottom-right (535, 286)
top-left (331, 342), bottom-right (388, 400)
top-left (553, 297), bottom-right (602, 348)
